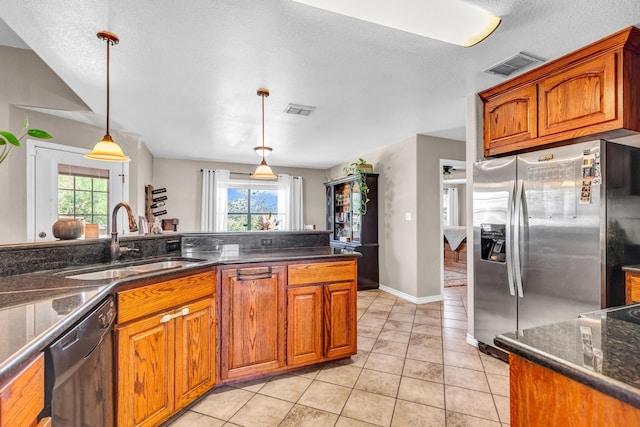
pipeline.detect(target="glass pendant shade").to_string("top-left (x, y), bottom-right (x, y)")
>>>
top-left (86, 134), bottom-right (130, 162)
top-left (252, 159), bottom-right (277, 180)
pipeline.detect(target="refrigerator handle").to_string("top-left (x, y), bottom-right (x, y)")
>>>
top-left (505, 180), bottom-right (516, 297)
top-left (514, 179), bottom-right (525, 298)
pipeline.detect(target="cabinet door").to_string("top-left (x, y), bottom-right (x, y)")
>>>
top-left (0, 353), bottom-right (44, 427)
top-left (538, 52), bottom-right (617, 137)
top-left (484, 84), bottom-right (538, 153)
top-left (220, 265), bottom-right (286, 380)
top-left (287, 285), bottom-right (323, 366)
top-left (324, 281), bottom-right (357, 359)
top-left (174, 297), bottom-right (217, 410)
top-left (116, 313), bottom-right (175, 427)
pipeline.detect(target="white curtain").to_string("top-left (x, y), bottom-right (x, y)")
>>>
top-left (447, 187), bottom-right (459, 226)
top-left (200, 169), bottom-right (230, 232)
top-left (278, 174), bottom-right (304, 231)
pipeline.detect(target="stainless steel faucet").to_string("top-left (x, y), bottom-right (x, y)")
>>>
top-left (110, 202), bottom-right (139, 262)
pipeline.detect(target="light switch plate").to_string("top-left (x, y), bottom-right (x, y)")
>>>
top-left (405, 212), bottom-right (412, 221)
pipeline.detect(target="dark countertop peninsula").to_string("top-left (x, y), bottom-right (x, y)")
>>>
top-left (495, 304), bottom-right (640, 409)
top-left (0, 231), bottom-right (358, 384)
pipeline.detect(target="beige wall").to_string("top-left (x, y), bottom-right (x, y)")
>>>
top-left (329, 135), bottom-right (465, 300)
top-left (0, 46), bottom-right (153, 243)
top-left (152, 158), bottom-right (327, 232)
top-left (416, 135), bottom-right (465, 298)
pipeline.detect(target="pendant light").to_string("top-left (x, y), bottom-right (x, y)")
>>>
top-left (85, 31), bottom-right (130, 162)
top-left (251, 88), bottom-right (277, 180)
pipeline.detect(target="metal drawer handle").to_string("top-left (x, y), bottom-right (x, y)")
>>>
top-left (161, 307), bottom-right (190, 323)
top-left (237, 266), bottom-right (272, 281)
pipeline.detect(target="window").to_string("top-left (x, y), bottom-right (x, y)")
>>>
top-left (227, 180), bottom-right (280, 231)
top-left (57, 164), bottom-right (109, 230)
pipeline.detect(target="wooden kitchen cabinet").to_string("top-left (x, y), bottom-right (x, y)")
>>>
top-left (480, 26), bottom-right (640, 157)
top-left (625, 271), bottom-right (640, 304)
top-left (115, 271), bottom-right (216, 427)
top-left (510, 354), bottom-right (640, 426)
top-left (538, 52), bottom-right (617, 137)
top-left (287, 260), bottom-right (358, 366)
top-left (220, 264), bottom-right (286, 381)
top-left (0, 353), bottom-right (47, 427)
top-left (484, 84), bottom-right (538, 152)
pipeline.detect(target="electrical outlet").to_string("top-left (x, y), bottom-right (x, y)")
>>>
top-left (405, 212), bottom-right (412, 221)
top-left (261, 238), bottom-right (273, 246)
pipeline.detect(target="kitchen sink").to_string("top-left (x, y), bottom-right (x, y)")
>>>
top-left (64, 258), bottom-right (205, 281)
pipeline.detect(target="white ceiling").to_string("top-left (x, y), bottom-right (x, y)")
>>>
top-left (1, 0), bottom-right (640, 169)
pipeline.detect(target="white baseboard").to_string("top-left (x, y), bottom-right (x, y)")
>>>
top-left (378, 283), bottom-right (444, 305)
top-left (466, 334), bottom-right (479, 347)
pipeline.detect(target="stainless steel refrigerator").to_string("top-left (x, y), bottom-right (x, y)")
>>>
top-left (473, 139), bottom-right (640, 359)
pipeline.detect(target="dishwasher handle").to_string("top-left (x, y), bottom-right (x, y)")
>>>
top-left (48, 296), bottom-right (116, 388)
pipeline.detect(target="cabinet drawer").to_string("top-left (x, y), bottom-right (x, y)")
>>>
top-left (288, 260), bottom-right (356, 286)
top-left (118, 271), bottom-right (216, 323)
top-left (0, 353), bottom-right (44, 427)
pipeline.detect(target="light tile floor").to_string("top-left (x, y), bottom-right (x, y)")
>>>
top-left (168, 286), bottom-right (510, 427)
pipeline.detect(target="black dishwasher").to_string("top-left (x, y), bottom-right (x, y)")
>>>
top-left (45, 295), bottom-right (116, 427)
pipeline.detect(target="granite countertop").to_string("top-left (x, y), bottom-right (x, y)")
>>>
top-left (0, 246), bottom-right (358, 383)
top-left (495, 308), bottom-right (640, 409)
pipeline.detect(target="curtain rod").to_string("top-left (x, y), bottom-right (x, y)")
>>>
top-left (200, 169), bottom-right (301, 179)
top-left (200, 169), bottom-right (251, 176)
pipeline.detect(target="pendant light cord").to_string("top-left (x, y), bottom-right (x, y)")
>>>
top-left (106, 38), bottom-right (110, 137)
top-left (261, 92), bottom-right (266, 162)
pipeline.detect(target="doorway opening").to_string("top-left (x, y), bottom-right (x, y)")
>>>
top-left (27, 140), bottom-right (129, 241)
top-left (440, 159), bottom-right (467, 289)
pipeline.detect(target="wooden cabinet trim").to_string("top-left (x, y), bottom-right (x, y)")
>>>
top-left (117, 271), bottom-right (216, 324)
top-left (0, 353), bottom-right (44, 427)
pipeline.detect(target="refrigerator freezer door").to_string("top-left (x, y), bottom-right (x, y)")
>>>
top-left (516, 141), bottom-right (601, 331)
top-left (473, 156), bottom-right (517, 346)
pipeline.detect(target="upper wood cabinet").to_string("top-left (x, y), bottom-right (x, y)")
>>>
top-left (480, 26), bottom-right (640, 157)
top-left (484, 84), bottom-right (538, 152)
top-left (538, 52), bottom-right (617, 136)
top-left (219, 264), bottom-right (286, 381)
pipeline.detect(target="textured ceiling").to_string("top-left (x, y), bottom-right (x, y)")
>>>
top-left (1, 0), bottom-right (640, 168)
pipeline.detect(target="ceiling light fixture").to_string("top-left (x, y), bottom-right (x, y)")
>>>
top-left (253, 146), bottom-right (273, 157)
top-left (85, 31), bottom-right (130, 162)
top-left (291, 0), bottom-right (501, 47)
top-left (251, 88), bottom-right (277, 180)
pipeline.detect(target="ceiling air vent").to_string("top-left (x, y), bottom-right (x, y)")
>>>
top-left (484, 52), bottom-right (543, 78)
top-left (285, 103), bottom-right (316, 116)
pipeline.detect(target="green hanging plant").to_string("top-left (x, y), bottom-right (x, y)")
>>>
top-left (343, 158), bottom-right (372, 215)
top-left (0, 116), bottom-right (53, 164)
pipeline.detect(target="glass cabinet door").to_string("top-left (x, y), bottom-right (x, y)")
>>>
top-left (351, 181), bottom-right (361, 243)
top-left (334, 183), bottom-right (351, 242)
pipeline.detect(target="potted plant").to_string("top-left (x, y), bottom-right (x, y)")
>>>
top-left (0, 117), bottom-right (53, 164)
top-left (343, 158), bottom-right (372, 215)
